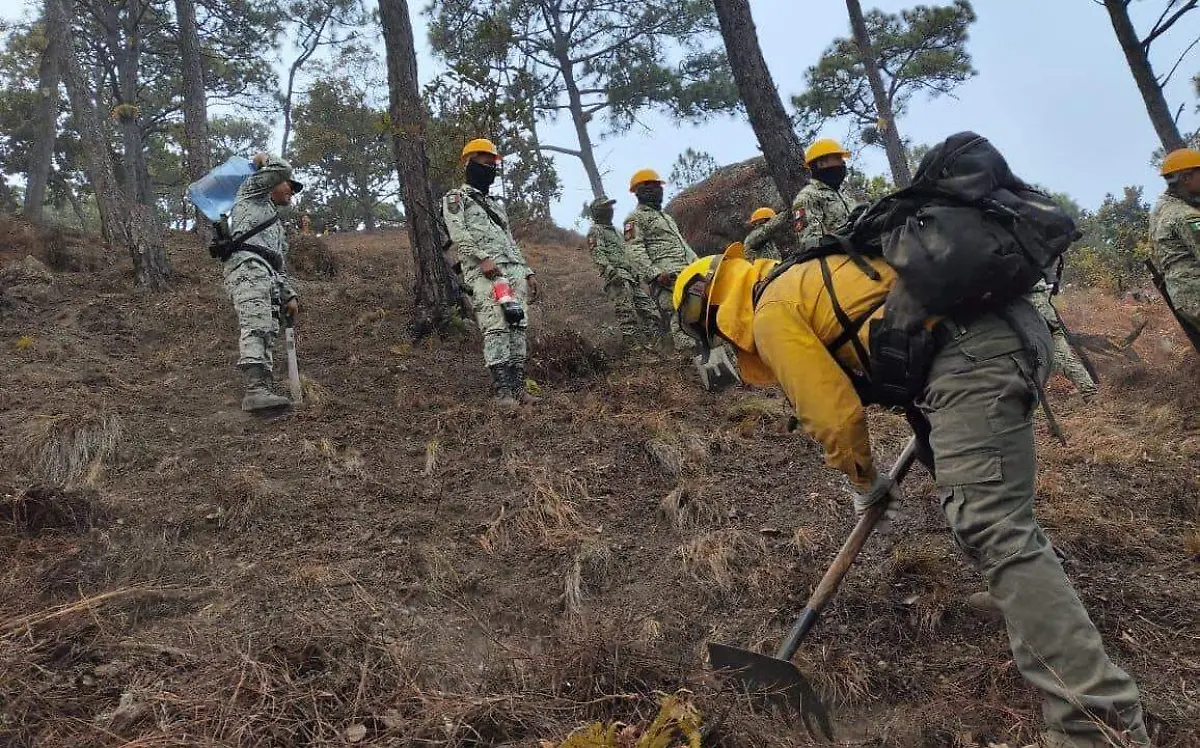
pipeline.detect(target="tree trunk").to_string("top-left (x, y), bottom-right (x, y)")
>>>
top-left (1102, 0), bottom-right (1186, 152)
top-left (107, 3), bottom-right (153, 206)
top-left (25, 7), bottom-right (62, 223)
top-left (280, 59), bottom-right (302, 158)
top-left (557, 53), bottom-right (606, 198)
top-left (377, 0), bottom-right (459, 334)
top-left (846, 0), bottom-right (912, 187)
top-left (712, 0), bottom-right (808, 203)
top-left (174, 0), bottom-right (213, 243)
top-left (49, 0), bottom-right (170, 289)
top-left (48, 0), bottom-right (129, 249)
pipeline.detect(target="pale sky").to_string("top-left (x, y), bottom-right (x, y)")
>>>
top-left (3, 0), bottom-right (1197, 228)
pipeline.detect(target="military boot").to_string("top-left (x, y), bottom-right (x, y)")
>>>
top-left (241, 364), bottom-right (292, 412)
top-left (489, 364), bottom-right (518, 409)
top-left (966, 590), bottom-right (1003, 620)
top-left (509, 362), bottom-right (542, 405)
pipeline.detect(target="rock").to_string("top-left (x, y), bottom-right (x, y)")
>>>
top-left (665, 156), bottom-right (795, 256)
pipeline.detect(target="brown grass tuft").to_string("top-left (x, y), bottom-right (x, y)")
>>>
top-left (481, 472), bottom-right (589, 554)
top-left (0, 484), bottom-right (105, 536)
top-left (658, 485), bottom-right (721, 532)
top-left (19, 412), bottom-right (123, 487)
top-left (676, 529), bottom-right (765, 596)
top-left (288, 234), bottom-right (339, 277)
top-left (794, 644), bottom-right (874, 706)
top-left (563, 542), bottom-right (615, 617)
top-left (528, 330), bottom-right (608, 384)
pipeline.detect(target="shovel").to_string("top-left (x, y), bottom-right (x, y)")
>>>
top-left (708, 435), bottom-right (921, 740)
top-left (283, 310), bottom-right (303, 404)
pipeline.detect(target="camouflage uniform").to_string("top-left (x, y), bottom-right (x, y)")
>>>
top-left (442, 184), bottom-right (532, 369)
top-left (587, 221), bottom-right (661, 343)
top-left (744, 213), bottom-right (786, 261)
top-left (1029, 280), bottom-right (1097, 399)
top-left (791, 180), bottom-right (858, 250)
top-left (623, 203), bottom-right (697, 350)
top-left (223, 157), bottom-right (299, 371)
top-left (1148, 190), bottom-right (1200, 329)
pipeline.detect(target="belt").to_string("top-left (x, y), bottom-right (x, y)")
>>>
top-left (930, 319), bottom-right (964, 348)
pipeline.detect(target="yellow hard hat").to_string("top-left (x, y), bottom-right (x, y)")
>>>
top-left (749, 207), bottom-right (776, 224)
top-left (629, 168), bottom-right (664, 192)
top-left (461, 138), bottom-right (502, 163)
top-left (804, 138), bottom-right (851, 165)
top-left (673, 242), bottom-right (748, 338)
top-left (1161, 148), bottom-right (1200, 176)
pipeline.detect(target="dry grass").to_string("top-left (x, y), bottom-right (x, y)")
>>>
top-left (794, 644), bottom-right (874, 707)
top-left (563, 542), bottom-right (615, 617)
top-left (481, 472), bottom-right (589, 554)
top-left (18, 412), bottom-right (123, 487)
top-left (658, 486), bottom-right (722, 532)
top-left (0, 484), bottom-right (105, 536)
top-left (676, 529), bottom-right (765, 597)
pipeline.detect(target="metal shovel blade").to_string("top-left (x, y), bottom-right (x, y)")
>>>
top-left (708, 642), bottom-right (834, 741)
top-left (284, 326), bottom-right (303, 404)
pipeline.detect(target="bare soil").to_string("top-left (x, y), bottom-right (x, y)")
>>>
top-left (1, 215), bottom-right (1198, 747)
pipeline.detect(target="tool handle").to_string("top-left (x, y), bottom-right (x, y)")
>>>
top-left (776, 436), bottom-right (920, 661)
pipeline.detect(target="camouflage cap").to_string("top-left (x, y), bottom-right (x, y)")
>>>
top-left (257, 155), bottom-right (304, 193)
top-left (589, 196), bottom-right (617, 211)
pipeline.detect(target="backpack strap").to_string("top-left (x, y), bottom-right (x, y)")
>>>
top-left (818, 257), bottom-right (879, 376)
top-left (463, 190), bottom-right (509, 233)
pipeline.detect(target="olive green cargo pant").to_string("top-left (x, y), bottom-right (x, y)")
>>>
top-left (920, 304), bottom-right (1148, 746)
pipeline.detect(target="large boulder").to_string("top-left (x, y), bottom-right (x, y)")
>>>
top-left (666, 156), bottom-right (788, 256)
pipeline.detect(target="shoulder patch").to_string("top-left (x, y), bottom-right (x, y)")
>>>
top-left (793, 206), bottom-right (807, 229)
top-left (623, 220), bottom-right (636, 241)
top-left (447, 193), bottom-right (462, 215)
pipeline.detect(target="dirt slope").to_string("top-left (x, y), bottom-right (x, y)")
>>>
top-left (1, 216), bottom-right (1198, 747)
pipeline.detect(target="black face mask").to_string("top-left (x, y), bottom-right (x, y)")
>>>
top-left (465, 160), bottom-right (498, 192)
top-left (635, 183), bottom-right (664, 210)
top-left (811, 164), bottom-right (847, 191)
top-left (592, 207), bottom-right (615, 225)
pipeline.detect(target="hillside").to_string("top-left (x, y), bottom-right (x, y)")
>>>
top-left (1, 217), bottom-right (1198, 747)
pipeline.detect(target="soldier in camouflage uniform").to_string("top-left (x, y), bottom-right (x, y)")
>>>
top-left (792, 139), bottom-right (859, 251)
top-left (623, 168), bottom-right (697, 352)
top-left (586, 196), bottom-right (661, 346)
top-left (1029, 279), bottom-right (1097, 400)
top-left (1149, 148), bottom-right (1200, 333)
top-left (443, 138), bottom-right (541, 408)
top-left (224, 153), bottom-right (303, 412)
top-left (743, 207), bottom-right (783, 261)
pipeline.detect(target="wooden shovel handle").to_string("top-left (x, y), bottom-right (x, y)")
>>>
top-left (775, 436), bottom-right (920, 660)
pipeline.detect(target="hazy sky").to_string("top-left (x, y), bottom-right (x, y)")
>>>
top-left (2, 0), bottom-right (1197, 228)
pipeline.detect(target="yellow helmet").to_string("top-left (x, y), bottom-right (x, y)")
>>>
top-left (1160, 148), bottom-right (1200, 176)
top-left (749, 207), bottom-right (776, 224)
top-left (804, 138), bottom-right (851, 165)
top-left (629, 168), bottom-right (664, 192)
top-left (672, 242), bottom-right (749, 340)
top-left (461, 138), bottom-right (502, 163)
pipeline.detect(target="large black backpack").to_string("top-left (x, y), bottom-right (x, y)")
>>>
top-left (757, 131), bottom-right (1079, 409)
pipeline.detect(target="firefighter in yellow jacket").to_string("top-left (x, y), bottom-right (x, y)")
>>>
top-left (671, 244), bottom-right (1149, 748)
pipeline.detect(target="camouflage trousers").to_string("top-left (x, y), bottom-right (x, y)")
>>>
top-left (1030, 289), bottom-right (1096, 396)
top-left (224, 259), bottom-right (281, 369)
top-left (651, 283), bottom-right (695, 352)
top-left (1165, 265), bottom-right (1200, 330)
top-left (605, 279), bottom-right (661, 342)
top-left (922, 305), bottom-right (1147, 745)
top-left (470, 267), bottom-right (529, 368)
